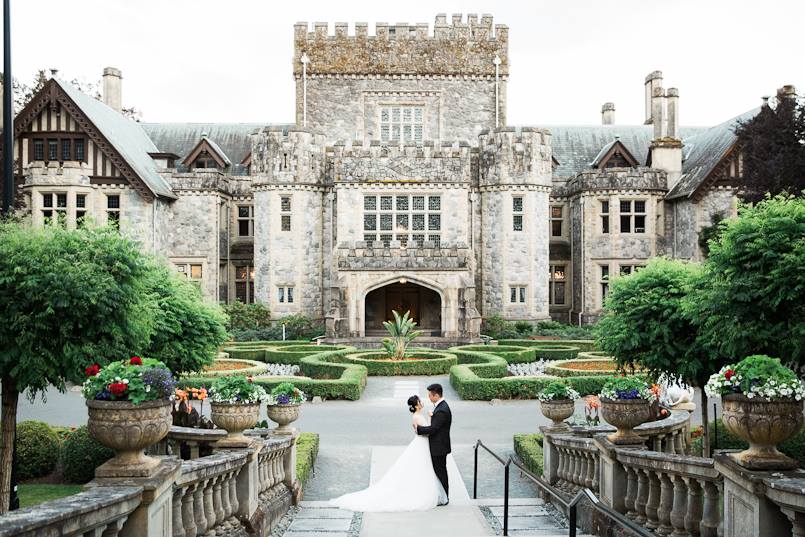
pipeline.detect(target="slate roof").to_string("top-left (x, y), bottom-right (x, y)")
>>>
top-left (542, 125), bottom-right (708, 178)
top-left (200, 135), bottom-right (232, 166)
top-left (56, 79), bottom-right (176, 199)
top-left (667, 108), bottom-right (759, 199)
top-left (141, 123), bottom-right (263, 166)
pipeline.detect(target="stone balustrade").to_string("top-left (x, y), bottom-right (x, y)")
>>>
top-left (0, 431), bottom-right (299, 537)
top-left (550, 435), bottom-right (599, 493)
top-left (155, 426), bottom-right (228, 460)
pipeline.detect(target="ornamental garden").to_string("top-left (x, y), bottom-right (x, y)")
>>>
top-left (0, 194), bottom-right (803, 536)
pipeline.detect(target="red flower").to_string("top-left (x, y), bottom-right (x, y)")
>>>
top-left (85, 364), bottom-right (101, 377)
top-left (130, 356), bottom-right (143, 366)
top-left (724, 369), bottom-right (735, 381)
top-left (108, 382), bottom-right (128, 397)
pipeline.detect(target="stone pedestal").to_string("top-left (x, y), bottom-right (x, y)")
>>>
top-left (540, 429), bottom-right (560, 485)
top-left (715, 454), bottom-right (797, 537)
top-left (593, 435), bottom-right (627, 512)
top-left (236, 442), bottom-right (261, 518)
top-left (86, 458), bottom-right (182, 537)
top-left (281, 430), bottom-right (301, 503)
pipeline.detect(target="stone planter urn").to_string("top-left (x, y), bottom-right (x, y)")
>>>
top-left (210, 401), bottom-right (260, 447)
top-left (267, 403), bottom-right (302, 435)
top-left (721, 394), bottom-right (804, 470)
top-left (600, 398), bottom-right (652, 445)
top-left (540, 399), bottom-right (575, 431)
top-left (86, 399), bottom-right (172, 477)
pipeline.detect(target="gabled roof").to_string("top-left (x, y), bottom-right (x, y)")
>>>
top-left (182, 135), bottom-right (232, 168)
top-left (667, 108), bottom-right (759, 199)
top-left (54, 79), bottom-right (176, 199)
top-left (590, 138), bottom-right (639, 169)
top-left (141, 123), bottom-right (261, 167)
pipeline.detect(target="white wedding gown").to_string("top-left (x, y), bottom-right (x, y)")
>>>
top-left (330, 411), bottom-right (448, 512)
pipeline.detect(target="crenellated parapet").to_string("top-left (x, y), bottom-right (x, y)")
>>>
top-left (557, 167), bottom-right (667, 197)
top-left (293, 14), bottom-right (508, 77)
top-left (478, 127), bottom-right (552, 188)
top-left (250, 126), bottom-right (326, 185)
top-left (328, 139), bottom-right (473, 183)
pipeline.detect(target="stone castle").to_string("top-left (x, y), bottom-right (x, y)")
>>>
top-left (4, 14), bottom-right (758, 341)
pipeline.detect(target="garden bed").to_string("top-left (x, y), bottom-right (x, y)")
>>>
top-left (450, 344), bottom-right (536, 364)
top-left (344, 350), bottom-right (457, 375)
top-left (545, 358), bottom-right (620, 377)
top-left (498, 339), bottom-right (596, 352)
top-left (186, 358), bottom-right (269, 378)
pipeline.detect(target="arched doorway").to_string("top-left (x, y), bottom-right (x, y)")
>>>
top-left (364, 281), bottom-right (442, 336)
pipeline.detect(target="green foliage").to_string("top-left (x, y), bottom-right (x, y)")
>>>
top-left (222, 301), bottom-right (272, 331)
top-left (230, 314), bottom-right (324, 342)
top-left (450, 345), bottom-right (536, 364)
top-left (546, 359), bottom-right (621, 378)
top-left (267, 382), bottom-right (305, 404)
top-left (536, 320), bottom-right (565, 330)
top-left (209, 375), bottom-right (267, 404)
top-left (733, 355), bottom-right (800, 394)
top-left (513, 434), bottom-right (544, 477)
top-left (534, 322), bottom-right (597, 340)
top-left (345, 350), bottom-right (456, 375)
top-left (16, 421), bottom-right (60, 480)
top-left (0, 224), bottom-right (153, 396)
top-left (481, 314), bottom-right (519, 340)
top-left (498, 339), bottom-right (597, 352)
top-left (82, 358), bottom-right (176, 404)
top-left (686, 195), bottom-right (805, 373)
top-left (60, 426), bottom-right (114, 483)
top-left (381, 310), bottom-right (422, 359)
top-left (142, 262), bottom-right (228, 375)
top-left (698, 213), bottom-right (726, 258)
top-left (599, 376), bottom-right (653, 400)
top-left (514, 321), bottom-right (533, 335)
top-left (537, 381), bottom-right (579, 401)
top-left (595, 258), bottom-right (718, 387)
top-left (264, 345), bottom-right (346, 364)
top-left (17, 484), bottom-right (83, 508)
top-left (296, 432), bottom-right (319, 491)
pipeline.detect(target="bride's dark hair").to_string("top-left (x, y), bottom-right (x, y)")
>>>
top-left (407, 395), bottom-right (420, 413)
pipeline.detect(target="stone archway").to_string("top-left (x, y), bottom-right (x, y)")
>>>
top-left (364, 281), bottom-right (442, 336)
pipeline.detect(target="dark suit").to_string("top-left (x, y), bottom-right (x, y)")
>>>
top-left (416, 399), bottom-right (452, 498)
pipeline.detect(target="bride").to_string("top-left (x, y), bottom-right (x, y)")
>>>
top-left (330, 395), bottom-right (448, 512)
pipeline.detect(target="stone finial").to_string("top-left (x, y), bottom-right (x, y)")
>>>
top-left (601, 102), bottom-right (615, 125)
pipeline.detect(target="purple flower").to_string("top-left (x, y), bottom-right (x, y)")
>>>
top-left (277, 394), bottom-right (291, 404)
top-left (141, 367), bottom-right (176, 399)
top-left (616, 388), bottom-right (641, 400)
top-left (95, 389), bottom-right (111, 401)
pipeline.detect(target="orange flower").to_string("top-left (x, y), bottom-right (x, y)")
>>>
top-left (197, 389), bottom-right (207, 401)
top-left (175, 389), bottom-right (188, 401)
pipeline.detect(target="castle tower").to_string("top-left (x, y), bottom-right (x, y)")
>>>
top-left (478, 127), bottom-right (553, 321)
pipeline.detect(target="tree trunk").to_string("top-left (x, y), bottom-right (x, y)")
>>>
top-left (0, 377), bottom-right (19, 515)
top-left (701, 390), bottom-right (710, 459)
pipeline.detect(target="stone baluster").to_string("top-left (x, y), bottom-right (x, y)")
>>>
top-left (575, 450), bottom-right (586, 489)
top-left (644, 470), bottom-right (661, 530)
top-left (172, 487), bottom-right (186, 537)
top-left (683, 477), bottom-right (703, 537)
top-left (700, 480), bottom-right (720, 537)
top-left (212, 475), bottom-right (225, 527)
top-left (203, 477), bottom-right (216, 531)
top-left (557, 447), bottom-right (568, 488)
top-left (221, 472), bottom-right (233, 521)
top-left (591, 454), bottom-right (599, 492)
top-left (673, 430), bottom-right (684, 455)
top-left (653, 435), bottom-right (663, 452)
top-left (667, 475), bottom-right (686, 537)
top-left (784, 511), bottom-right (805, 537)
top-left (583, 452), bottom-right (594, 489)
top-left (193, 481), bottom-right (207, 536)
top-left (275, 449), bottom-right (284, 486)
top-left (228, 468), bottom-right (240, 515)
top-left (656, 472), bottom-right (674, 536)
top-left (101, 519), bottom-right (125, 537)
top-left (665, 433), bottom-right (676, 454)
top-left (561, 448), bottom-right (572, 489)
top-left (634, 469), bottom-right (650, 524)
top-left (624, 466), bottom-right (638, 519)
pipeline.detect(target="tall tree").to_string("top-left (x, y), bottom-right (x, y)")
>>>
top-left (734, 88), bottom-right (805, 203)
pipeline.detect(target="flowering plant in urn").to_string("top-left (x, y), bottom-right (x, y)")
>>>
top-left (82, 357), bottom-right (176, 477)
top-left (538, 381), bottom-right (579, 431)
top-left (267, 382), bottom-right (305, 434)
top-left (209, 376), bottom-right (266, 446)
top-left (705, 355), bottom-right (805, 470)
top-left (599, 376), bottom-right (653, 445)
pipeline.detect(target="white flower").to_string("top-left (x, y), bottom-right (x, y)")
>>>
top-left (145, 386), bottom-right (151, 393)
top-left (122, 379), bottom-right (129, 385)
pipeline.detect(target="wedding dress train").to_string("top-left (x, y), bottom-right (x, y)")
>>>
top-left (330, 412), bottom-right (448, 512)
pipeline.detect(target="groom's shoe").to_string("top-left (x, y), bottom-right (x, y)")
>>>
top-left (438, 500), bottom-right (449, 506)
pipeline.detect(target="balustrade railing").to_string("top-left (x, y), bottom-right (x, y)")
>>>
top-left (551, 435), bottom-right (599, 493)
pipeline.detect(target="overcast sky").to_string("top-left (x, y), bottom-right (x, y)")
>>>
top-left (7, 0), bottom-right (803, 127)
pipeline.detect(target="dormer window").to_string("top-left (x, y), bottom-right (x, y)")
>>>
top-left (182, 135), bottom-right (231, 170)
top-left (591, 138), bottom-right (639, 170)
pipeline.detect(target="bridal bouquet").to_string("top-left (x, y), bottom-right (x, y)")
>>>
top-left (704, 355), bottom-right (804, 400)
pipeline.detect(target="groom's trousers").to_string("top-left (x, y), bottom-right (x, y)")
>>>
top-left (431, 454), bottom-right (449, 497)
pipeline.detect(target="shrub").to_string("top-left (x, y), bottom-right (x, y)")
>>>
top-left (513, 434), bottom-right (544, 477)
top-left (264, 345), bottom-right (346, 364)
top-left (498, 339), bottom-right (596, 352)
top-left (536, 320), bottom-right (565, 331)
top-left (230, 313), bottom-right (324, 342)
top-left (533, 345), bottom-right (580, 361)
top-left (61, 426), bottom-right (114, 483)
top-left (296, 432), bottom-right (320, 491)
top-left (16, 421), bottom-right (60, 480)
top-left (344, 350), bottom-right (456, 375)
top-left (534, 321), bottom-right (597, 340)
top-left (231, 326), bottom-right (284, 342)
top-left (222, 301), bottom-right (272, 331)
top-left (450, 345), bottom-right (536, 364)
top-left (481, 314), bottom-right (519, 340)
top-left (514, 321), bottom-right (533, 335)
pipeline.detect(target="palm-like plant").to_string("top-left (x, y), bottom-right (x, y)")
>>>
top-left (381, 310), bottom-right (422, 360)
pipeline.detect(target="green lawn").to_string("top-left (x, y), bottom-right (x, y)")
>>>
top-left (18, 484), bottom-right (83, 508)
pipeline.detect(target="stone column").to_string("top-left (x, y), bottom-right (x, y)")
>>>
top-left (281, 432), bottom-right (302, 504)
top-left (593, 436), bottom-right (625, 512)
top-left (236, 443), bottom-right (261, 519)
top-left (540, 430), bottom-right (560, 485)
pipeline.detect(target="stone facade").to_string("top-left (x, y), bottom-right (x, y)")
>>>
top-left (14, 14), bottom-right (750, 335)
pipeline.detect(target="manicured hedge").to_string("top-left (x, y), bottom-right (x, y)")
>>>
top-left (450, 345), bottom-right (536, 364)
top-left (499, 339), bottom-right (597, 352)
top-left (296, 432), bottom-right (320, 491)
top-left (344, 350), bottom-right (457, 375)
top-left (225, 340), bottom-right (307, 347)
top-left (265, 345), bottom-right (347, 364)
top-left (577, 350), bottom-right (611, 360)
top-left (184, 358), bottom-right (269, 378)
top-left (183, 348), bottom-right (368, 400)
top-left (545, 358), bottom-right (617, 377)
top-left (448, 349), bottom-right (608, 400)
top-left (61, 426), bottom-right (114, 483)
top-left (513, 434), bottom-right (544, 477)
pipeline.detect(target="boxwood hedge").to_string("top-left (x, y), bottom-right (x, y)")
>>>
top-left (182, 347), bottom-right (367, 400)
top-left (344, 350), bottom-right (457, 375)
top-left (264, 345), bottom-right (347, 364)
top-left (296, 432), bottom-right (319, 492)
top-left (498, 339), bottom-right (597, 352)
top-left (450, 345), bottom-right (536, 364)
top-left (513, 434), bottom-right (544, 476)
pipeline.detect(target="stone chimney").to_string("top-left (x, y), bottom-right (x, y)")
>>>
top-left (644, 71), bottom-right (663, 124)
top-left (652, 87), bottom-right (666, 139)
top-left (666, 88), bottom-right (679, 139)
top-left (102, 67), bottom-right (122, 113)
top-left (778, 85), bottom-right (797, 102)
top-left (601, 102), bottom-right (615, 125)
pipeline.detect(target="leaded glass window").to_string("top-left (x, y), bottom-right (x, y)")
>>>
top-left (363, 193), bottom-right (441, 248)
top-left (380, 105), bottom-right (424, 143)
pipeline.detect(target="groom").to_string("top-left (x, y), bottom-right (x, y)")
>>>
top-left (416, 383), bottom-right (452, 505)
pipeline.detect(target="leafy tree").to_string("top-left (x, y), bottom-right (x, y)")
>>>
top-left (734, 88), bottom-right (805, 203)
top-left (686, 194), bottom-right (805, 375)
top-left (141, 261), bottom-right (229, 375)
top-left (697, 213), bottom-right (726, 258)
top-left (0, 223), bottom-right (152, 512)
top-left (595, 258), bottom-right (727, 455)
